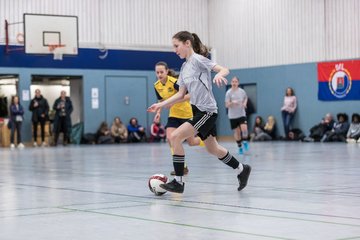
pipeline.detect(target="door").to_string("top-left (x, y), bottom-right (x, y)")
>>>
top-left (105, 76), bottom-right (148, 128)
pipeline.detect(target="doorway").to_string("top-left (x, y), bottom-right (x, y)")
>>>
top-left (0, 74), bottom-right (19, 118)
top-left (31, 75), bottom-right (84, 125)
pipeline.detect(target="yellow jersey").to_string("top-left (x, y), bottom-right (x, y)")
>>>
top-left (154, 76), bottom-right (192, 119)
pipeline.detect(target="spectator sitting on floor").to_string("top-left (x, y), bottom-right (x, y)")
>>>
top-left (127, 117), bottom-right (146, 142)
top-left (250, 116), bottom-right (265, 142)
top-left (150, 114), bottom-right (166, 142)
top-left (346, 113), bottom-right (360, 143)
top-left (253, 115), bottom-right (276, 141)
top-left (287, 128), bottom-right (305, 141)
top-left (321, 113), bottom-right (349, 142)
top-left (111, 117), bottom-right (128, 143)
top-left (96, 121), bottom-right (113, 144)
top-left (303, 113), bottom-right (335, 142)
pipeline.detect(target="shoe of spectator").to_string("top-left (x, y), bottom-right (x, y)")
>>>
top-left (18, 143), bottom-right (25, 149)
top-left (33, 142), bottom-right (38, 147)
top-left (10, 144), bottom-right (15, 149)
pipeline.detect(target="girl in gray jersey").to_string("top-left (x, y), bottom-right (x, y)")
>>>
top-left (148, 31), bottom-right (251, 194)
top-left (225, 77), bottom-right (250, 154)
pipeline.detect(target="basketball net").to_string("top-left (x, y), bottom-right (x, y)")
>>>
top-left (48, 44), bottom-right (65, 60)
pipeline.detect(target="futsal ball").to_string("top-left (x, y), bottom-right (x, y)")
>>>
top-left (148, 174), bottom-right (168, 196)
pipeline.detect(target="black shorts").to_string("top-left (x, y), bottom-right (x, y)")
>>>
top-left (187, 105), bottom-right (217, 140)
top-left (230, 117), bottom-right (247, 129)
top-left (166, 117), bottom-right (188, 129)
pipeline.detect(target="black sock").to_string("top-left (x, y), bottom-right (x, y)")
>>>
top-left (219, 151), bottom-right (240, 169)
top-left (236, 140), bottom-right (242, 148)
top-left (173, 155), bottom-right (185, 176)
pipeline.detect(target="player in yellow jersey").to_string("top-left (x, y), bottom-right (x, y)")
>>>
top-left (154, 61), bottom-right (203, 175)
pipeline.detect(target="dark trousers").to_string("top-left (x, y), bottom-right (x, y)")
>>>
top-left (54, 117), bottom-right (67, 144)
top-left (33, 119), bottom-right (46, 142)
top-left (282, 111), bottom-right (294, 137)
top-left (10, 121), bottom-right (22, 144)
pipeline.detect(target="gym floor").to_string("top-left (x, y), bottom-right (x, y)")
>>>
top-left (0, 141), bottom-right (359, 240)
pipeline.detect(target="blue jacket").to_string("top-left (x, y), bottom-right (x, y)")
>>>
top-left (9, 104), bottom-right (24, 122)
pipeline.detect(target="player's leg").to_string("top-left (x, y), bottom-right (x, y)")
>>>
top-left (231, 118), bottom-right (244, 154)
top-left (166, 119), bottom-right (190, 175)
top-left (204, 135), bottom-right (251, 191)
top-left (240, 120), bottom-right (249, 151)
top-left (160, 122), bottom-right (196, 193)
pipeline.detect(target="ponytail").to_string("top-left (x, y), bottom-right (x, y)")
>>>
top-left (191, 33), bottom-right (209, 57)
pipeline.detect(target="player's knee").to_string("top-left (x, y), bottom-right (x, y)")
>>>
top-left (170, 131), bottom-right (181, 143)
top-left (187, 139), bottom-right (197, 146)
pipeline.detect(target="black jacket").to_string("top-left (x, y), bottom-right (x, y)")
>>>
top-left (29, 95), bottom-right (49, 122)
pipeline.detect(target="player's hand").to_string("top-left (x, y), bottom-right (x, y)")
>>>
top-left (147, 103), bottom-right (161, 113)
top-left (213, 74), bottom-right (228, 87)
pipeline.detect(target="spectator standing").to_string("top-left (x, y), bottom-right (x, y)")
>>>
top-left (53, 91), bottom-right (73, 146)
top-left (9, 96), bottom-right (25, 149)
top-left (281, 87), bottom-right (297, 138)
top-left (29, 89), bottom-right (49, 147)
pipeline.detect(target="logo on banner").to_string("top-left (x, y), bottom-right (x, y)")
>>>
top-left (328, 63), bottom-right (352, 98)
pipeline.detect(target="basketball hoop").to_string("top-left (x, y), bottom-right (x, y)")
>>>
top-left (48, 44), bottom-right (65, 60)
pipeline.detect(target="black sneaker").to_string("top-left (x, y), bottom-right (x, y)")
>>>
top-left (160, 179), bottom-right (185, 193)
top-left (237, 164), bottom-right (251, 191)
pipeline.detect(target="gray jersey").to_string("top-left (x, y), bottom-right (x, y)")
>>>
top-left (225, 88), bottom-right (247, 119)
top-left (177, 53), bottom-right (218, 113)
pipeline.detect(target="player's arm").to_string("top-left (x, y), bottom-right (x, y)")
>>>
top-left (154, 88), bottom-right (163, 117)
top-left (212, 65), bottom-right (229, 87)
top-left (243, 96), bottom-right (248, 109)
top-left (225, 100), bottom-right (233, 108)
top-left (225, 91), bottom-right (233, 108)
top-left (148, 87), bottom-right (187, 113)
top-left (165, 81), bottom-right (190, 107)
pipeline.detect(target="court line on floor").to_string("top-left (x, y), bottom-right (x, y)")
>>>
top-left (0, 209), bottom-right (74, 219)
top-left (9, 182), bottom-right (360, 222)
top-left (58, 199), bottom-right (360, 228)
top-left (57, 206), bottom-right (295, 240)
top-left (336, 236), bottom-right (360, 240)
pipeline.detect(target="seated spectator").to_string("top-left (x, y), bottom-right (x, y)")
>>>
top-left (321, 113), bottom-right (349, 142)
top-left (127, 117), bottom-right (146, 142)
top-left (346, 113), bottom-right (360, 143)
top-left (287, 128), bottom-right (305, 141)
top-left (111, 117), bottom-right (128, 143)
top-left (250, 116), bottom-right (265, 142)
top-left (150, 115), bottom-right (166, 142)
top-left (96, 121), bottom-right (113, 144)
top-left (303, 113), bottom-right (335, 142)
top-left (253, 115), bottom-right (276, 141)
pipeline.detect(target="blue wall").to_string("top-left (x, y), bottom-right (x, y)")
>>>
top-left (217, 63), bottom-right (359, 137)
top-left (1, 45), bottom-right (359, 141)
top-left (0, 46), bottom-right (183, 141)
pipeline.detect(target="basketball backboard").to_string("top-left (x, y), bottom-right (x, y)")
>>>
top-left (24, 14), bottom-right (78, 56)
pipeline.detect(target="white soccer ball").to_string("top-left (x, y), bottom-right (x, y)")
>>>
top-left (148, 174), bottom-right (168, 196)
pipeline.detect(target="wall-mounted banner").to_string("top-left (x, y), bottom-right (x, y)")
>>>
top-left (317, 60), bottom-right (360, 101)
